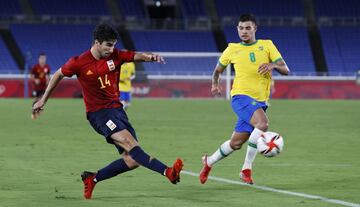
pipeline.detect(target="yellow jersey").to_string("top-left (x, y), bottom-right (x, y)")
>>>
top-left (119, 62), bottom-right (135, 92)
top-left (218, 40), bottom-right (282, 101)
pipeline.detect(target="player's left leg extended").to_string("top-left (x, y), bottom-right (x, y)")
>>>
top-left (81, 152), bottom-right (139, 199)
top-left (200, 132), bottom-right (249, 184)
top-left (111, 129), bottom-right (183, 184)
top-left (95, 152), bottom-right (139, 182)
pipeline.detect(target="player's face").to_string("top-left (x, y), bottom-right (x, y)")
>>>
top-left (237, 21), bottom-right (257, 43)
top-left (96, 40), bottom-right (117, 58)
top-left (38, 55), bottom-right (46, 66)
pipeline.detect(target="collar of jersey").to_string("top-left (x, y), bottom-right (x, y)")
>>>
top-left (240, 40), bottom-right (258, 46)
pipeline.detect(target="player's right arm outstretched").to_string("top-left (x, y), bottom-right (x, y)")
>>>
top-left (32, 68), bottom-right (64, 119)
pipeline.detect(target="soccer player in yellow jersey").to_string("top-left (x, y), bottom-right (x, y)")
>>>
top-left (119, 62), bottom-right (135, 110)
top-left (200, 14), bottom-right (290, 184)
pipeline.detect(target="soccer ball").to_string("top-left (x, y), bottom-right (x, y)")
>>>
top-left (257, 131), bottom-right (284, 157)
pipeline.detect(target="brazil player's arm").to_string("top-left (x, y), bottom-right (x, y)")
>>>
top-left (32, 69), bottom-right (65, 119)
top-left (272, 60), bottom-right (289, 75)
top-left (134, 52), bottom-right (165, 64)
top-left (211, 64), bottom-right (226, 96)
top-left (258, 60), bottom-right (289, 76)
top-left (130, 70), bottom-right (136, 80)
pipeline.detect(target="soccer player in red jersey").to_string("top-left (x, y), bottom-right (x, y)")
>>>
top-left (30, 53), bottom-right (50, 105)
top-left (32, 24), bottom-right (183, 199)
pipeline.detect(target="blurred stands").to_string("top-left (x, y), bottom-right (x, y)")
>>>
top-left (181, 0), bottom-right (207, 19)
top-left (117, 0), bottom-right (146, 19)
top-left (314, 0), bottom-right (360, 17)
top-left (215, 0), bottom-right (304, 18)
top-left (0, 0), bottom-right (23, 16)
top-left (130, 31), bottom-right (217, 74)
top-left (0, 0), bottom-right (358, 76)
top-left (320, 27), bottom-right (360, 75)
top-left (29, 0), bottom-right (109, 16)
top-left (10, 24), bottom-right (94, 69)
top-left (0, 36), bottom-right (19, 72)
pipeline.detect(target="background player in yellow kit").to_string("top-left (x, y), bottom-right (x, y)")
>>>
top-left (119, 62), bottom-right (135, 110)
top-left (199, 14), bottom-right (290, 184)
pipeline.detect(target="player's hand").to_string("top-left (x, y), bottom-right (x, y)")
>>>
top-left (258, 63), bottom-right (275, 75)
top-left (150, 53), bottom-right (165, 64)
top-left (34, 79), bottom-right (40, 85)
top-left (211, 84), bottom-right (222, 96)
top-left (32, 99), bottom-right (45, 120)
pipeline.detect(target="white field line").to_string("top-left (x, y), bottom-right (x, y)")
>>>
top-left (182, 170), bottom-right (360, 207)
top-left (182, 163), bottom-right (353, 167)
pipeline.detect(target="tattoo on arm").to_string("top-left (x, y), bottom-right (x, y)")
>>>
top-left (212, 70), bottom-right (221, 85)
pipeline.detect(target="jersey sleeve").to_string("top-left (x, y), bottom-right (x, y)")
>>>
top-left (46, 65), bottom-right (51, 74)
top-left (61, 57), bottom-right (78, 77)
top-left (130, 63), bottom-right (135, 74)
top-left (267, 40), bottom-right (283, 63)
top-left (30, 65), bottom-right (36, 75)
top-left (118, 50), bottom-right (135, 63)
top-left (218, 45), bottom-right (232, 68)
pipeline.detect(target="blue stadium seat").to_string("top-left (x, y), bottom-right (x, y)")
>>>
top-left (0, 36), bottom-right (19, 72)
top-left (0, 0), bottom-right (22, 16)
top-left (11, 24), bottom-right (126, 71)
top-left (10, 24), bottom-right (125, 71)
top-left (131, 31), bottom-right (217, 52)
top-left (223, 26), bottom-right (316, 74)
top-left (130, 31), bottom-right (218, 74)
top-left (29, 0), bottom-right (109, 15)
top-left (117, 0), bottom-right (146, 19)
top-left (181, 0), bottom-right (207, 18)
top-left (320, 27), bottom-right (360, 75)
top-left (215, 0), bottom-right (304, 18)
top-left (314, 0), bottom-right (360, 17)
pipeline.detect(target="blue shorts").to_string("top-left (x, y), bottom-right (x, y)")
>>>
top-left (120, 91), bottom-right (131, 102)
top-left (231, 95), bottom-right (268, 134)
top-left (87, 107), bottom-right (137, 154)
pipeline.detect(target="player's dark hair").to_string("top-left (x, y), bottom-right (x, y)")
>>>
top-left (39, 52), bottom-right (46, 57)
top-left (93, 24), bottom-right (118, 44)
top-left (238, 14), bottom-right (257, 25)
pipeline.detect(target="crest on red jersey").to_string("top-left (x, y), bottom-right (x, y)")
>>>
top-left (106, 60), bottom-right (115, 71)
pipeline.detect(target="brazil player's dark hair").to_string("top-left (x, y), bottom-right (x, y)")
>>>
top-left (238, 14), bottom-right (257, 25)
top-left (93, 24), bottom-right (118, 44)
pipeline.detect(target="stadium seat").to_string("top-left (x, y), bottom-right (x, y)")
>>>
top-left (0, 36), bottom-right (19, 72)
top-left (0, 0), bottom-right (23, 16)
top-left (117, 0), bottom-right (146, 19)
top-left (29, 0), bottom-right (109, 16)
top-left (181, 0), bottom-right (207, 19)
top-left (320, 26), bottom-right (360, 75)
top-left (314, 0), bottom-right (360, 17)
top-left (10, 24), bottom-right (124, 70)
top-left (215, 0), bottom-right (304, 18)
top-left (130, 31), bottom-right (218, 74)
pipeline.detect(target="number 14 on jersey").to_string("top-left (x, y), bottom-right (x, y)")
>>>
top-left (98, 75), bottom-right (111, 89)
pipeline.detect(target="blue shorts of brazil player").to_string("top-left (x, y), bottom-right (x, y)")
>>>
top-left (87, 107), bottom-right (137, 154)
top-left (231, 95), bottom-right (268, 134)
top-left (120, 91), bottom-right (131, 102)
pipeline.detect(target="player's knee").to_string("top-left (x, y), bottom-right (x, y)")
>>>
top-left (255, 121), bottom-right (269, 131)
top-left (230, 139), bottom-right (244, 150)
top-left (122, 136), bottom-right (137, 148)
top-left (123, 155), bottom-right (140, 169)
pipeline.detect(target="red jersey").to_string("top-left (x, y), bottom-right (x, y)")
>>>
top-left (61, 49), bottom-right (135, 113)
top-left (31, 63), bottom-right (50, 91)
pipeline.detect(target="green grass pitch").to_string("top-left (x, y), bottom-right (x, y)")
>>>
top-left (0, 98), bottom-right (359, 207)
